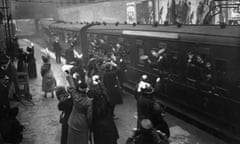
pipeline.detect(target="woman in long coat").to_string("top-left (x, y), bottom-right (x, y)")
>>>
top-left (41, 55), bottom-right (56, 98)
top-left (17, 48), bottom-right (27, 72)
top-left (88, 77), bottom-right (119, 144)
top-left (56, 86), bottom-right (73, 144)
top-left (102, 63), bottom-right (123, 117)
top-left (27, 46), bottom-right (37, 78)
top-left (66, 78), bottom-right (92, 144)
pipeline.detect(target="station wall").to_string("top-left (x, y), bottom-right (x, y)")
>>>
top-left (58, 0), bottom-right (139, 23)
top-left (58, 0), bottom-right (226, 24)
top-left (11, 1), bottom-right (59, 19)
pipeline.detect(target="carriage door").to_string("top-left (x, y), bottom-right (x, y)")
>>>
top-left (184, 44), bottom-right (199, 109)
top-left (195, 47), bottom-right (214, 113)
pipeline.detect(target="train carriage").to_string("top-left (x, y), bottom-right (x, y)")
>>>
top-left (85, 24), bottom-right (240, 142)
top-left (40, 21), bottom-right (92, 63)
top-left (43, 20), bottom-right (240, 142)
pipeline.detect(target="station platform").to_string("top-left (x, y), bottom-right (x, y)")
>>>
top-left (10, 38), bottom-right (227, 144)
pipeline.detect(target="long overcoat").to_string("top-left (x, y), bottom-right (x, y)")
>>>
top-left (53, 42), bottom-right (62, 57)
top-left (27, 47), bottom-right (37, 78)
top-left (103, 68), bottom-right (123, 105)
top-left (58, 95), bottom-right (73, 144)
top-left (67, 90), bottom-right (92, 144)
top-left (88, 87), bottom-right (119, 144)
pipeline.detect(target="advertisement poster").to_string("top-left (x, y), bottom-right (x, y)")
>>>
top-left (126, 2), bottom-right (137, 24)
top-left (230, 1), bottom-right (240, 20)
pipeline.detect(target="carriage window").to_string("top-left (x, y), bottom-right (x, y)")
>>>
top-left (169, 51), bottom-right (178, 74)
top-left (215, 59), bottom-right (228, 88)
top-left (119, 37), bottom-right (124, 43)
top-left (148, 42), bottom-right (168, 71)
top-left (186, 51), bottom-right (198, 80)
top-left (136, 40), bottom-right (144, 64)
top-left (194, 47), bottom-right (212, 84)
top-left (138, 47), bottom-right (145, 64)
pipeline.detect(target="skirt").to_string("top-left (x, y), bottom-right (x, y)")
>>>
top-left (67, 127), bottom-right (88, 144)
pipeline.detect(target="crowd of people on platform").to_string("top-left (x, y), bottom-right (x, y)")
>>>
top-left (1, 36), bottom-right (170, 144)
top-left (49, 39), bottom-right (170, 144)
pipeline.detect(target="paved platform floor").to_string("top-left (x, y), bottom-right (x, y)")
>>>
top-left (10, 39), bottom-right (227, 144)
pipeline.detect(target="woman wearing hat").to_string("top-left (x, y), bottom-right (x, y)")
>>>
top-left (40, 55), bottom-right (56, 98)
top-left (66, 77), bottom-right (92, 144)
top-left (88, 75), bottom-right (119, 144)
top-left (102, 62), bottom-right (123, 119)
top-left (137, 81), bottom-right (155, 128)
top-left (137, 80), bottom-right (170, 139)
top-left (56, 86), bottom-right (73, 144)
top-left (26, 44), bottom-right (37, 79)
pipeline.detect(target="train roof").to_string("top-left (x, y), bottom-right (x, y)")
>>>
top-left (40, 20), bottom-right (56, 28)
top-left (88, 24), bottom-right (240, 37)
top-left (49, 22), bottom-right (89, 31)
top-left (87, 24), bottom-right (240, 47)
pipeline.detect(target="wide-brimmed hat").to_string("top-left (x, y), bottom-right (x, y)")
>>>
top-left (137, 80), bottom-right (154, 94)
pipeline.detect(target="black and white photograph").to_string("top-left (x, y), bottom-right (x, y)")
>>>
top-left (0, 0), bottom-right (240, 144)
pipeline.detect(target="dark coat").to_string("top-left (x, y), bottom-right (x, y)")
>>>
top-left (0, 107), bottom-right (24, 144)
top-left (53, 42), bottom-right (62, 56)
top-left (17, 51), bottom-right (27, 72)
top-left (58, 96), bottom-right (73, 144)
top-left (65, 48), bottom-right (75, 64)
top-left (137, 95), bottom-right (154, 121)
top-left (27, 47), bottom-right (37, 78)
top-left (103, 67), bottom-right (123, 105)
top-left (138, 95), bottom-right (170, 138)
top-left (150, 107), bottom-right (170, 138)
top-left (68, 90), bottom-right (92, 132)
top-left (88, 87), bottom-right (119, 144)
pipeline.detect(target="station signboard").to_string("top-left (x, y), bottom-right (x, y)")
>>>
top-left (126, 2), bottom-right (137, 24)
